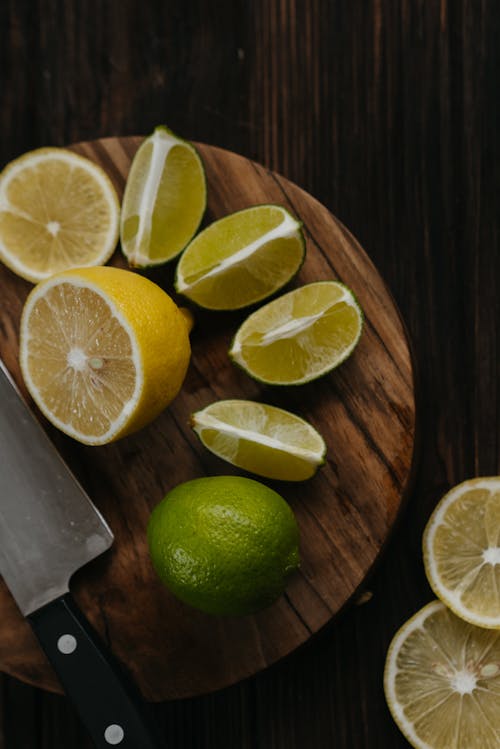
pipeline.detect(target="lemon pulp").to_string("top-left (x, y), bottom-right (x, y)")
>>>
top-left (20, 266), bottom-right (192, 445)
top-left (423, 477), bottom-right (500, 628)
top-left (0, 148), bottom-right (119, 282)
top-left (385, 600), bottom-right (500, 749)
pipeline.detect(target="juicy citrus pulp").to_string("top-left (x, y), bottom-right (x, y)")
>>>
top-left (384, 600), bottom-right (500, 749)
top-left (20, 266), bottom-right (192, 445)
top-left (191, 400), bottom-right (326, 481)
top-left (175, 204), bottom-right (305, 309)
top-left (120, 126), bottom-right (206, 267)
top-left (229, 281), bottom-right (363, 385)
top-left (0, 148), bottom-right (119, 282)
top-left (147, 475), bottom-right (300, 616)
top-left (423, 477), bottom-right (500, 628)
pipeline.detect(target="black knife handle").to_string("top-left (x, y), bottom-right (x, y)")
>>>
top-left (28, 594), bottom-right (160, 748)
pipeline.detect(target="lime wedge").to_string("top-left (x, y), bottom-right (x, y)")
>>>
top-left (191, 400), bottom-right (326, 481)
top-left (120, 126), bottom-right (206, 267)
top-left (175, 205), bottom-right (305, 310)
top-left (229, 281), bottom-right (363, 385)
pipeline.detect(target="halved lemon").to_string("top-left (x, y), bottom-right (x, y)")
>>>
top-left (384, 600), bottom-right (500, 749)
top-left (191, 400), bottom-right (326, 481)
top-left (175, 205), bottom-right (305, 310)
top-left (19, 266), bottom-right (192, 445)
top-left (423, 477), bottom-right (500, 629)
top-left (229, 281), bottom-right (363, 385)
top-left (120, 126), bottom-right (206, 267)
top-left (0, 148), bottom-right (119, 282)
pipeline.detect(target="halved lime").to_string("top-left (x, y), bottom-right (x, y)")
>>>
top-left (120, 126), bottom-right (206, 267)
top-left (229, 281), bottom-right (363, 385)
top-left (175, 205), bottom-right (305, 310)
top-left (191, 399), bottom-right (326, 481)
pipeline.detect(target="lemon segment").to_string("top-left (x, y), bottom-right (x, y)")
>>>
top-left (0, 148), bottom-right (119, 282)
top-left (423, 477), bottom-right (500, 628)
top-left (19, 266), bottom-right (191, 445)
top-left (191, 400), bottom-right (326, 481)
top-left (120, 126), bottom-right (206, 267)
top-left (175, 205), bottom-right (305, 310)
top-left (384, 600), bottom-right (500, 749)
top-left (229, 281), bottom-right (363, 385)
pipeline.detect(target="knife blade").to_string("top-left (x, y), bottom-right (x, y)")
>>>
top-left (0, 359), bottom-right (159, 748)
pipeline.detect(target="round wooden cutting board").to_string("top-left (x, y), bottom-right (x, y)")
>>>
top-left (0, 137), bottom-right (416, 702)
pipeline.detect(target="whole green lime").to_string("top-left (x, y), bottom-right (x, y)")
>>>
top-left (147, 475), bottom-right (300, 616)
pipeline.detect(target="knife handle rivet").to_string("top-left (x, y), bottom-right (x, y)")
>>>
top-left (104, 724), bottom-right (125, 744)
top-left (57, 634), bottom-right (77, 654)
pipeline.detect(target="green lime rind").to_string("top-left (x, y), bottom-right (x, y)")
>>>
top-left (228, 280), bottom-right (364, 386)
top-left (120, 125), bottom-right (207, 268)
top-left (174, 204), bottom-right (306, 311)
top-left (147, 475), bottom-right (300, 616)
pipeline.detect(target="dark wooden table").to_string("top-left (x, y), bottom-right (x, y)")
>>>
top-left (1, 2), bottom-right (498, 747)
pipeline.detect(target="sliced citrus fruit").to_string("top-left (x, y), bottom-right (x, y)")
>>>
top-left (175, 205), bottom-right (305, 310)
top-left (19, 266), bottom-right (192, 445)
top-left (0, 148), bottom-right (119, 283)
top-left (191, 399), bottom-right (326, 481)
top-left (120, 126), bottom-right (206, 267)
top-left (229, 281), bottom-right (363, 385)
top-left (384, 600), bottom-right (500, 749)
top-left (423, 477), bottom-right (500, 629)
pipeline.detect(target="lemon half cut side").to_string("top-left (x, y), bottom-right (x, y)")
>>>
top-left (19, 266), bottom-right (192, 445)
top-left (0, 148), bottom-right (120, 283)
top-left (423, 476), bottom-right (500, 628)
top-left (384, 600), bottom-right (500, 749)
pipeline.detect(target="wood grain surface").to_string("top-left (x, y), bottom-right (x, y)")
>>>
top-left (0, 136), bottom-right (415, 702)
top-left (1, 0), bottom-right (499, 747)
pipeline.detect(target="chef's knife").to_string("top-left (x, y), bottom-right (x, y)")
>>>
top-left (0, 359), bottom-right (159, 748)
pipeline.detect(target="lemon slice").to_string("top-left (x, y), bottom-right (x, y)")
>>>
top-left (19, 266), bottom-right (192, 445)
top-left (423, 477), bottom-right (500, 628)
top-left (229, 281), bottom-right (363, 385)
top-left (120, 126), bottom-right (206, 267)
top-left (384, 600), bottom-right (500, 749)
top-left (0, 148), bottom-right (119, 283)
top-left (191, 400), bottom-right (326, 481)
top-left (175, 205), bottom-right (305, 310)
